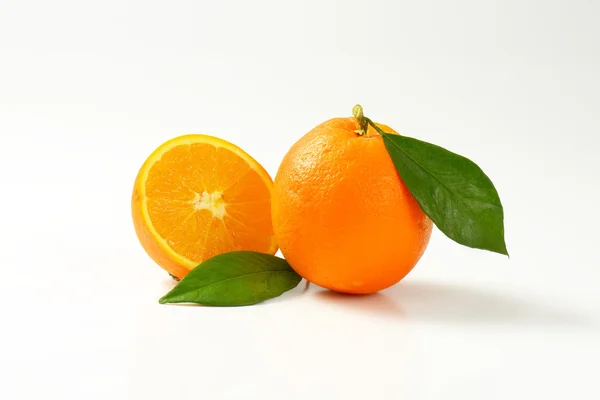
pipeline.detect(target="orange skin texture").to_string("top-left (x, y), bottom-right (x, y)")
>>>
top-left (272, 117), bottom-right (433, 294)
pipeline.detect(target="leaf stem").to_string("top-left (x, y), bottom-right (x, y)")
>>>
top-left (364, 117), bottom-right (386, 135)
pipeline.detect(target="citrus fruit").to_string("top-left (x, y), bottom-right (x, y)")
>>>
top-left (272, 117), bottom-right (433, 294)
top-left (132, 134), bottom-right (277, 279)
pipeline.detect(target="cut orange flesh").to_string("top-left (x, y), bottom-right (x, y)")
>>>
top-left (132, 134), bottom-right (277, 279)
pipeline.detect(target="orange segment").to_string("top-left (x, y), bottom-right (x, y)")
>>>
top-left (132, 134), bottom-right (277, 279)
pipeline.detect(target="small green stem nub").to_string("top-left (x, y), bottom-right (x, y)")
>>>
top-left (352, 104), bottom-right (387, 136)
top-left (352, 104), bottom-right (369, 136)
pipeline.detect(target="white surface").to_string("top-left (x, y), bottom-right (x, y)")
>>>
top-left (1, 0), bottom-right (599, 399)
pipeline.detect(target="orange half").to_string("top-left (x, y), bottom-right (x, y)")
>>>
top-left (132, 134), bottom-right (277, 279)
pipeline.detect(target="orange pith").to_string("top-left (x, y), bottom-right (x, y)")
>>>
top-left (132, 134), bottom-right (277, 279)
top-left (272, 118), bottom-right (433, 294)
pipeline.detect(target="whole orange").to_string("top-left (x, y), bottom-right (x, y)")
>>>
top-left (272, 116), bottom-right (433, 294)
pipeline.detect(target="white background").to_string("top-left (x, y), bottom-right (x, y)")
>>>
top-left (1, 0), bottom-right (599, 399)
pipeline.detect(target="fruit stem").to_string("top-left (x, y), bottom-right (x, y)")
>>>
top-left (352, 104), bottom-right (369, 136)
top-left (352, 104), bottom-right (387, 136)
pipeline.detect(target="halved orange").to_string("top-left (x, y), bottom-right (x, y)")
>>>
top-left (132, 134), bottom-right (277, 279)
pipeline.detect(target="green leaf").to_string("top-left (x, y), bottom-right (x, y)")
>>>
top-left (381, 133), bottom-right (508, 255)
top-left (159, 251), bottom-right (302, 306)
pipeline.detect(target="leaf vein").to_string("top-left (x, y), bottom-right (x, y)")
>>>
top-left (179, 269), bottom-right (295, 291)
top-left (383, 134), bottom-right (485, 215)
